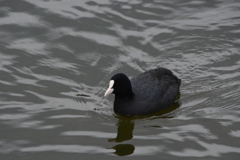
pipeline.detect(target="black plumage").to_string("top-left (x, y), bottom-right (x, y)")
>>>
top-left (105, 68), bottom-right (181, 116)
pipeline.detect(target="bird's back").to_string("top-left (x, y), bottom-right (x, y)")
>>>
top-left (129, 68), bottom-right (180, 114)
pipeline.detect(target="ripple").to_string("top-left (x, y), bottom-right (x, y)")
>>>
top-left (169, 141), bottom-right (240, 157)
top-left (62, 131), bottom-right (115, 138)
top-left (0, 114), bottom-right (31, 120)
top-left (21, 144), bottom-right (109, 154)
top-left (229, 130), bottom-right (240, 138)
top-left (0, 12), bottom-right (44, 27)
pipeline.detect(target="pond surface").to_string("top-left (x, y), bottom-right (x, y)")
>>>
top-left (0, 0), bottom-right (240, 159)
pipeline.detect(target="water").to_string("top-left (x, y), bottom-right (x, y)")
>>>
top-left (0, 0), bottom-right (240, 159)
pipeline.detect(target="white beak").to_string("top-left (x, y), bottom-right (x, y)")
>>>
top-left (104, 80), bottom-right (114, 97)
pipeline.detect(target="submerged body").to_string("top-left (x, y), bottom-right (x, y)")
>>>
top-left (105, 68), bottom-right (181, 116)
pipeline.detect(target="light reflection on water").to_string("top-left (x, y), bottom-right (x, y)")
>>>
top-left (0, 0), bottom-right (240, 159)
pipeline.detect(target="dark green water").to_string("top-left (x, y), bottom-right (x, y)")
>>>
top-left (0, 0), bottom-right (240, 159)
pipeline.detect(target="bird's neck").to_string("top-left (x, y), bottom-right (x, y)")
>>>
top-left (116, 89), bottom-right (134, 100)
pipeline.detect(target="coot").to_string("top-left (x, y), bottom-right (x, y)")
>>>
top-left (104, 68), bottom-right (181, 116)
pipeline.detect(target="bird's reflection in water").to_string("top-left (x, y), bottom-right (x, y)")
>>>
top-left (110, 144), bottom-right (135, 156)
top-left (108, 120), bottom-right (134, 143)
top-left (108, 101), bottom-right (181, 156)
top-left (108, 119), bottom-right (135, 156)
